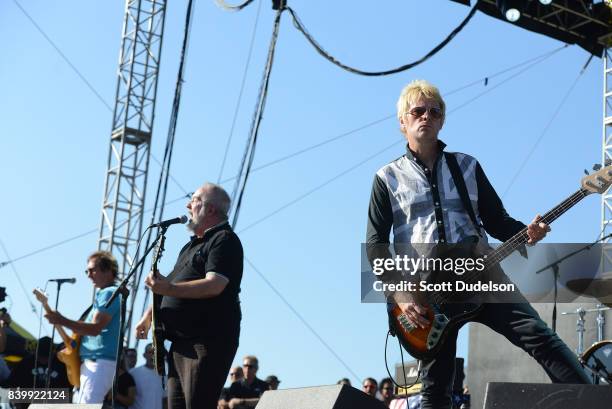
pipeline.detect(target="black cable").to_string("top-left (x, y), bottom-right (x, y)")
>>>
top-left (501, 54), bottom-right (590, 198)
top-left (231, 7), bottom-right (284, 227)
top-left (218, 44), bottom-right (568, 184)
top-left (284, 4), bottom-right (478, 76)
top-left (0, 239), bottom-right (43, 316)
top-left (215, 0), bottom-right (255, 12)
top-left (245, 257), bottom-right (361, 381)
top-left (131, 0), bottom-right (196, 346)
top-left (0, 44), bottom-right (568, 268)
top-left (237, 140), bottom-right (399, 234)
top-left (384, 330), bottom-right (422, 390)
top-left (218, 0), bottom-right (264, 183)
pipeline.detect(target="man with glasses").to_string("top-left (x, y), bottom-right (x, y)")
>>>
top-left (225, 355), bottom-right (269, 408)
top-left (129, 343), bottom-right (165, 409)
top-left (44, 251), bottom-right (120, 404)
top-left (135, 183), bottom-right (243, 409)
top-left (366, 80), bottom-right (590, 409)
top-left (218, 366), bottom-right (243, 408)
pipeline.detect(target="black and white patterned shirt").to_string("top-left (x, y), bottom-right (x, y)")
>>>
top-left (366, 141), bottom-right (524, 279)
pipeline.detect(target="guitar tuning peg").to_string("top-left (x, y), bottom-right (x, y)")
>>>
top-left (584, 169), bottom-right (590, 175)
top-left (593, 164), bottom-right (602, 171)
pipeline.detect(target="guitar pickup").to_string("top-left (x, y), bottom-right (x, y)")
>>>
top-left (398, 314), bottom-right (416, 332)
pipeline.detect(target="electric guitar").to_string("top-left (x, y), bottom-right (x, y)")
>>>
top-left (33, 288), bottom-right (81, 387)
top-left (388, 164), bottom-right (612, 360)
top-left (151, 232), bottom-right (167, 376)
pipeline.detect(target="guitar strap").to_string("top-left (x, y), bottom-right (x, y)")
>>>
top-left (444, 152), bottom-right (483, 238)
top-left (79, 305), bottom-right (93, 321)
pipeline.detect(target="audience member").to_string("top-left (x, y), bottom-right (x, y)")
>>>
top-left (225, 355), bottom-right (268, 408)
top-left (337, 377), bottom-right (351, 386)
top-left (389, 394), bottom-right (422, 409)
top-left (379, 377), bottom-right (394, 406)
top-left (124, 347), bottom-right (137, 370)
top-left (129, 343), bottom-right (165, 409)
top-left (218, 366), bottom-right (244, 409)
top-left (104, 351), bottom-right (136, 409)
top-left (0, 313), bottom-right (11, 383)
top-left (264, 375), bottom-right (280, 390)
top-left (3, 337), bottom-right (69, 389)
top-left (362, 377), bottom-right (378, 398)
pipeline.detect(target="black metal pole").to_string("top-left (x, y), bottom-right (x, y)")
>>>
top-left (45, 281), bottom-right (63, 388)
top-left (110, 286), bottom-right (129, 408)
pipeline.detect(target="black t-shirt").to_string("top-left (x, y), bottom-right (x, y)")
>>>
top-left (3, 354), bottom-right (69, 389)
top-left (104, 371), bottom-right (136, 409)
top-left (160, 222), bottom-right (243, 341)
top-left (227, 378), bottom-right (269, 399)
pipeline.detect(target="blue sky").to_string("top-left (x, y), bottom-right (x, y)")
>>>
top-left (0, 0), bottom-right (605, 389)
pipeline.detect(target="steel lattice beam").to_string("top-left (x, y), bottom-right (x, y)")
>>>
top-left (465, 0), bottom-right (612, 56)
top-left (602, 50), bottom-right (612, 278)
top-left (98, 0), bottom-right (166, 301)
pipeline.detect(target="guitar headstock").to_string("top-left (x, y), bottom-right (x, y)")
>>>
top-left (581, 164), bottom-right (612, 194)
top-left (33, 288), bottom-right (48, 304)
top-left (151, 234), bottom-right (166, 274)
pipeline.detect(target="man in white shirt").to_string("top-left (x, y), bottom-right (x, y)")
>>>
top-left (129, 343), bottom-right (165, 409)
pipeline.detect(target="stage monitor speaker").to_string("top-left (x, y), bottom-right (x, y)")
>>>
top-left (483, 382), bottom-right (612, 409)
top-left (255, 384), bottom-right (387, 409)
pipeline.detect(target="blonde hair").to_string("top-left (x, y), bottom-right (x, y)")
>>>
top-left (396, 79), bottom-right (446, 121)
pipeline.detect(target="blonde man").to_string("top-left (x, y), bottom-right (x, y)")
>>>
top-left (366, 80), bottom-right (590, 409)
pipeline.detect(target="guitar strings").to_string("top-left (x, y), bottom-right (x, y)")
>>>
top-left (426, 188), bottom-right (589, 306)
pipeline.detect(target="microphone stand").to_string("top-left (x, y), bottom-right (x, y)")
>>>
top-left (533, 232), bottom-right (612, 332)
top-left (104, 226), bottom-right (162, 408)
top-left (45, 280), bottom-right (68, 388)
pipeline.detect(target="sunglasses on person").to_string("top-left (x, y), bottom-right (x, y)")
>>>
top-left (407, 106), bottom-right (443, 119)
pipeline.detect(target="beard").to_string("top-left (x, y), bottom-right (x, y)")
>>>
top-left (186, 218), bottom-right (196, 232)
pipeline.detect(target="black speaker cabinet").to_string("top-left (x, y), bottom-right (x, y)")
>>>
top-left (256, 384), bottom-right (387, 409)
top-left (483, 382), bottom-right (612, 409)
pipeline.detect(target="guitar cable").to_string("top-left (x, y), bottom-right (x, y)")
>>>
top-left (384, 329), bottom-right (422, 398)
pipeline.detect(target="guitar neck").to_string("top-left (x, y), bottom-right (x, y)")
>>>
top-left (486, 188), bottom-right (590, 266)
top-left (38, 297), bottom-right (73, 346)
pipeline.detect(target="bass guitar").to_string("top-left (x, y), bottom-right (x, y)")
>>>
top-left (33, 288), bottom-right (81, 387)
top-left (388, 164), bottom-right (612, 360)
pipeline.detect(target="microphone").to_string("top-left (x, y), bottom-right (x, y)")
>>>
top-left (150, 215), bottom-right (189, 228)
top-left (48, 278), bottom-right (76, 284)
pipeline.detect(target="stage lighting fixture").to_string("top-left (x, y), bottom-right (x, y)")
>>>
top-left (496, 0), bottom-right (524, 22)
top-left (538, 0), bottom-right (553, 5)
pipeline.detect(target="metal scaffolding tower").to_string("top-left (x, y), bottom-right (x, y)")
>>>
top-left (98, 0), bottom-right (167, 280)
top-left (602, 49), bottom-right (612, 273)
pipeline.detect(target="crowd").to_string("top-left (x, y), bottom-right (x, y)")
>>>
top-left (338, 376), bottom-right (470, 409)
top-left (217, 355), bottom-right (279, 409)
top-left (1, 300), bottom-right (471, 409)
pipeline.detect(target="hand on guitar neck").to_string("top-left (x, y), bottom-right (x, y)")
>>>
top-left (526, 214), bottom-right (551, 245)
top-left (145, 269), bottom-right (174, 297)
top-left (44, 310), bottom-right (70, 328)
